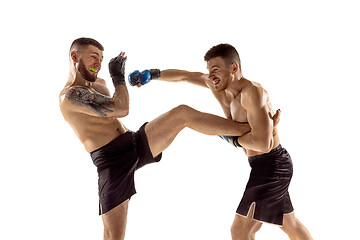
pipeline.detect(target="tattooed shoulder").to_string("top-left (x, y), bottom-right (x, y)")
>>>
top-left (65, 86), bottom-right (114, 117)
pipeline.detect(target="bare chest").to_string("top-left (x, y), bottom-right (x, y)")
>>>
top-left (216, 92), bottom-right (247, 122)
top-left (229, 97), bottom-right (247, 122)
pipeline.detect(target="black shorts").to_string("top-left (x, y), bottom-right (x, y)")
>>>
top-left (236, 145), bottom-right (294, 226)
top-left (90, 123), bottom-right (162, 215)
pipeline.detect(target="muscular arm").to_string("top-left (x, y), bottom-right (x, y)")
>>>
top-left (62, 85), bottom-right (129, 118)
top-left (158, 69), bottom-right (209, 88)
top-left (236, 86), bottom-right (274, 152)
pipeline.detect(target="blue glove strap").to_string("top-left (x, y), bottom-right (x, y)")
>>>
top-left (219, 135), bottom-right (242, 147)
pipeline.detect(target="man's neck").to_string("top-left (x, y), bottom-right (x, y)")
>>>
top-left (67, 70), bottom-right (93, 88)
top-left (225, 74), bottom-right (246, 98)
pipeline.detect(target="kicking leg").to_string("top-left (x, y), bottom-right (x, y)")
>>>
top-left (280, 212), bottom-right (313, 240)
top-left (145, 104), bottom-right (250, 157)
top-left (101, 200), bottom-right (129, 240)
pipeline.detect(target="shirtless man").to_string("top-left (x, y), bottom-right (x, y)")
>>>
top-left (59, 38), bottom-right (281, 240)
top-left (130, 44), bottom-right (312, 240)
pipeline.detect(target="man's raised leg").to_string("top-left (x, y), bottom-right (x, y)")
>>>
top-left (145, 104), bottom-right (251, 157)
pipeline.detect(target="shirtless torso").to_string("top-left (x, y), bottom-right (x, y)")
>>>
top-left (59, 46), bottom-right (129, 153)
top-left (207, 76), bottom-right (280, 156)
top-left (60, 80), bottom-right (127, 152)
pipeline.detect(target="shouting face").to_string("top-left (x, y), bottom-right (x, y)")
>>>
top-left (207, 57), bottom-right (233, 92)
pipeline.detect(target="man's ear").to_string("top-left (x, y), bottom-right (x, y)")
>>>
top-left (231, 62), bottom-right (239, 74)
top-left (70, 51), bottom-right (78, 63)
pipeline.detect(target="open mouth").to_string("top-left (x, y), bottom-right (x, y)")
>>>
top-left (212, 78), bottom-right (220, 85)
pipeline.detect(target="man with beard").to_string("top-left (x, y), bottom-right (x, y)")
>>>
top-left (130, 43), bottom-right (312, 240)
top-left (59, 38), bottom-right (281, 240)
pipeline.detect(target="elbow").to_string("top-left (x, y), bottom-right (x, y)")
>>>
top-left (114, 105), bottom-right (129, 118)
top-left (120, 108), bottom-right (129, 118)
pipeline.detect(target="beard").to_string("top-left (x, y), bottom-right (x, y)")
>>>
top-left (78, 59), bottom-right (97, 82)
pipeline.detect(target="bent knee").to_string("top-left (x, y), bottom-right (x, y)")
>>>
top-left (170, 104), bottom-right (196, 122)
top-left (173, 104), bottom-right (193, 113)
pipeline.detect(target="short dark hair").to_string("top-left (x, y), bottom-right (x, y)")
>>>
top-left (204, 43), bottom-right (241, 71)
top-left (70, 37), bottom-right (104, 52)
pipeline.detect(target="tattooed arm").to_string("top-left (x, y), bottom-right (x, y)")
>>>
top-left (62, 85), bottom-right (129, 118)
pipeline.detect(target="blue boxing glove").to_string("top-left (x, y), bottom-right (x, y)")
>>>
top-left (219, 135), bottom-right (242, 148)
top-left (128, 69), bottom-right (161, 86)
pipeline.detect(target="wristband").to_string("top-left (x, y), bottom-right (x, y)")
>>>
top-left (112, 75), bottom-right (126, 87)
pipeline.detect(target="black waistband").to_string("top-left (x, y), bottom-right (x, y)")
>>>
top-left (90, 131), bottom-right (133, 155)
top-left (248, 144), bottom-right (282, 162)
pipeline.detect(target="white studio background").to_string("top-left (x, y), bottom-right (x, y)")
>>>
top-left (1, 0), bottom-right (359, 239)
